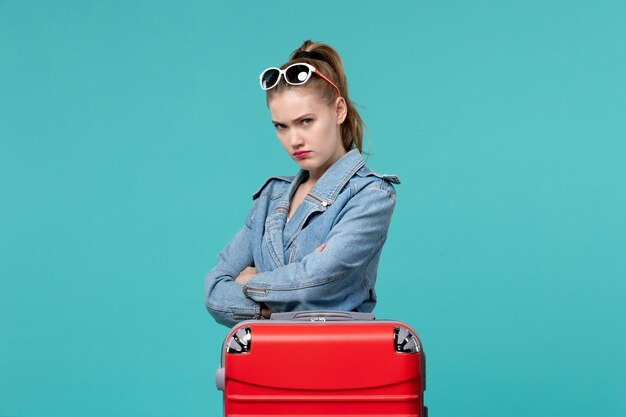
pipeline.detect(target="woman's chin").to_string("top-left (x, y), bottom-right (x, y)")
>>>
top-left (293, 158), bottom-right (317, 170)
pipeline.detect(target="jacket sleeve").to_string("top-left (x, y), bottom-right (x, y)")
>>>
top-left (242, 182), bottom-right (396, 311)
top-left (204, 202), bottom-right (262, 328)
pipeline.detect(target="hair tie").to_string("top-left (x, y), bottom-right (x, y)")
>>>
top-left (294, 50), bottom-right (326, 62)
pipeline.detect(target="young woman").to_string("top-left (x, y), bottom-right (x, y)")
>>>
top-left (204, 40), bottom-right (400, 327)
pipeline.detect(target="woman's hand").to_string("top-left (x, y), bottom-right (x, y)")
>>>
top-left (235, 266), bottom-right (257, 285)
top-left (260, 303), bottom-right (273, 319)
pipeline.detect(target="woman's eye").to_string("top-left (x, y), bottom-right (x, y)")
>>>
top-left (302, 118), bottom-right (313, 126)
top-left (274, 123), bottom-right (286, 130)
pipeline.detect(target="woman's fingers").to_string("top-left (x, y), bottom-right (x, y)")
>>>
top-left (315, 243), bottom-right (327, 253)
top-left (235, 266), bottom-right (257, 285)
top-left (260, 303), bottom-right (273, 319)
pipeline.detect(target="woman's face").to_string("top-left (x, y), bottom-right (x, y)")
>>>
top-left (268, 87), bottom-right (347, 181)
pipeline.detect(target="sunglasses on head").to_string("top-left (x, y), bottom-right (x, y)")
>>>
top-left (259, 63), bottom-right (341, 97)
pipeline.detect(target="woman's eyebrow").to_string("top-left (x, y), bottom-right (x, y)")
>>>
top-left (272, 113), bottom-right (315, 124)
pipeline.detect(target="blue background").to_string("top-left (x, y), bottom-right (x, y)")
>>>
top-left (1, 1), bottom-right (625, 416)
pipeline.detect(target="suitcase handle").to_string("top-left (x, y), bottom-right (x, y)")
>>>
top-left (269, 310), bottom-right (375, 321)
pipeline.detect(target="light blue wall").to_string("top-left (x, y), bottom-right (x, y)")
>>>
top-left (1, 1), bottom-right (624, 416)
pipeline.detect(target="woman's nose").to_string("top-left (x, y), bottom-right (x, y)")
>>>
top-left (289, 130), bottom-right (305, 148)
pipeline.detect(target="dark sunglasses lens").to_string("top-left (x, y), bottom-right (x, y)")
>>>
top-left (285, 64), bottom-right (311, 85)
top-left (261, 69), bottom-right (280, 89)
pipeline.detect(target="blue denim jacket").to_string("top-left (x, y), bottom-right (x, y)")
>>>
top-left (204, 149), bottom-right (400, 327)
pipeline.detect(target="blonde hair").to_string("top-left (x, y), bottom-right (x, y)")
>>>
top-left (265, 40), bottom-right (366, 153)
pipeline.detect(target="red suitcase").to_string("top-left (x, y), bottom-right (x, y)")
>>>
top-left (215, 311), bottom-right (427, 416)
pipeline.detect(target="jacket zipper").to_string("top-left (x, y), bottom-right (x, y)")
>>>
top-left (308, 193), bottom-right (330, 207)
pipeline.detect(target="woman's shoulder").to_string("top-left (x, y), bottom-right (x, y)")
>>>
top-left (355, 164), bottom-right (400, 184)
top-left (349, 164), bottom-right (400, 196)
top-left (252, 175), bottom-right (294, 200)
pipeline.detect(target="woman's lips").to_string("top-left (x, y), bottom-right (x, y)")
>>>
top-left (294, 150), bottom-right (311, 159)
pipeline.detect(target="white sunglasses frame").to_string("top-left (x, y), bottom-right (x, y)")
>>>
top-left (259, 63), bottom-right (342, 97)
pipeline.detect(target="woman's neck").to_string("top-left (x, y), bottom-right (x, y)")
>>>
top-left (307, 146), bottom-right (346, 182)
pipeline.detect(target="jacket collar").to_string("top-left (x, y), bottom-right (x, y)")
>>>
top-left (303, 148), bottom-right (365, 206)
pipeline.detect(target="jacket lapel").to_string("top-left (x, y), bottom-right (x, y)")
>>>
top-left (282, 150), bottom-right (365, 250)
top-left (263, 171), bottom-right (307, 268)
